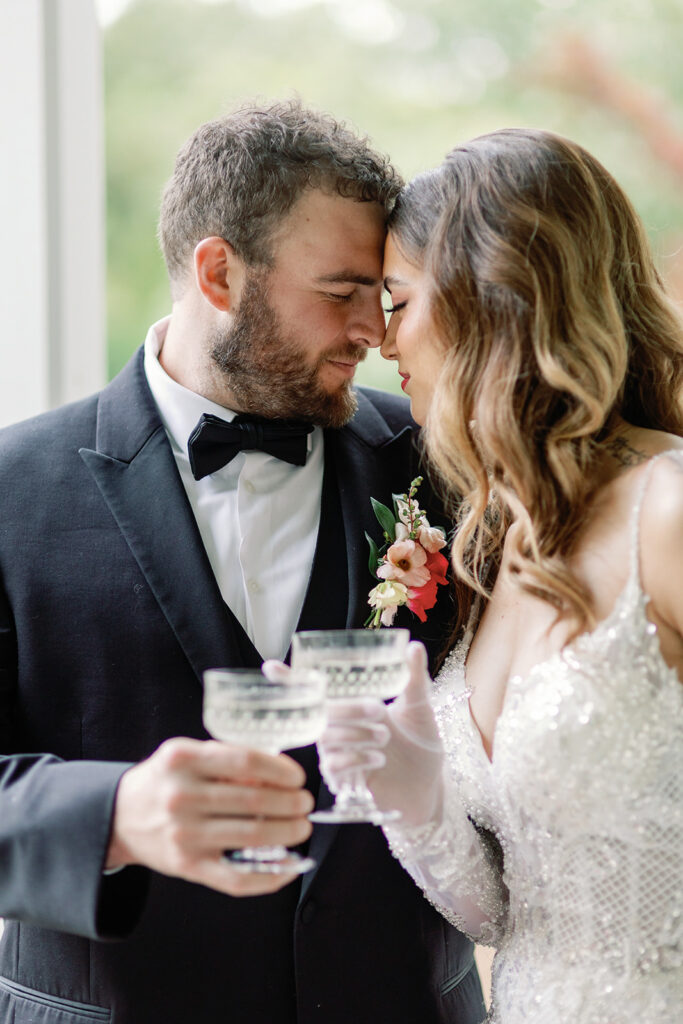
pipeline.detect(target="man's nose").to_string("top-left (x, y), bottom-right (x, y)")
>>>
top-left (349, 293), bottom-right (387, 348)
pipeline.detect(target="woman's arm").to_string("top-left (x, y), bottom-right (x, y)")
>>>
top-left (640, 452), bottom-right (683, 680)
top-left (317, 643), bottom-right (509, 944)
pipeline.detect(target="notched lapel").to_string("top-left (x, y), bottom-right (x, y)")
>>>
top-left (332, 394), bottom-right (419, 629)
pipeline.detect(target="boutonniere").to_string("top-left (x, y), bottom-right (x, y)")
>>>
top-left (365, 476), bottom-right (450, 628)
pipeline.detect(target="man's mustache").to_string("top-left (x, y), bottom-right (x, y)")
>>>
top-left (321, 343), bottom-right (369, 366)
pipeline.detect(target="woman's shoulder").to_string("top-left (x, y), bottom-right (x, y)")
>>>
top-left (636, 438), bottom-right (683, 659)
top-left (629, 429), bottom-right (683, 535)
top-left (606, 426), bottom-right (683, 568)
top-left (605, 424), bottom-right (683, 470)
top-left (638, 445), bottom-right (683, 546)
top-left (598, 426), bottom-right (683, 520)
top-left (572, 428), bottom-right (683, 622)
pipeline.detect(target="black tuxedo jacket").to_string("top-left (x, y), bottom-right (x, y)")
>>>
top-left (0, 350), bottom-right (485, 1024)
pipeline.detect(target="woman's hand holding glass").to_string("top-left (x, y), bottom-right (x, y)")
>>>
top-left (316, 642), bottom-right (445, 829)
top-left (266, 640), bottom-right (445, 828)
top-left (288, 628), bottom-right (416, 824)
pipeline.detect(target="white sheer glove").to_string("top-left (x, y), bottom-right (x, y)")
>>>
top-left (315, 642), bottom-right (444, 829)
top-left (265, 652), bottom-right (508, 940)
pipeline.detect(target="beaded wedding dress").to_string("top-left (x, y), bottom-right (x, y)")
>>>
top-left (385, 453), bottom-right (683, 1023)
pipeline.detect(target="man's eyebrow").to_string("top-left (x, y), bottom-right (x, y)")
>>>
top-left (315, 272), bottom-right (379, 286)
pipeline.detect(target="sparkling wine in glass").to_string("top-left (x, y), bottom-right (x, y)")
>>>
top-left (202, 667), bottom-right (326, 874)
top-left (291, 628), bottom-right (410, 825)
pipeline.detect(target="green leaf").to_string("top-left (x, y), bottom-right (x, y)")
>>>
top-left (365, 530), bottom-right (381, 576)
top-left (391, 492), bottom-right (406, 520)
top-left (371, 498), bottom-right (397, 540)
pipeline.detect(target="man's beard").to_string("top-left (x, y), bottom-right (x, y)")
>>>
top-left (209, 272), bottom-right (365, 428)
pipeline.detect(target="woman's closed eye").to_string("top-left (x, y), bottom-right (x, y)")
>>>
top-left (384, 301), bottom-right (407, 314)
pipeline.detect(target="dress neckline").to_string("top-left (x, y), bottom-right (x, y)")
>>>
top-left (454, 448), bottom-right (683, 766)
top-left (460, 576), bottom-right (647, 766)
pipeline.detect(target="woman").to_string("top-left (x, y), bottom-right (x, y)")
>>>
top-left (318, 129), bottom-right (683, 1022)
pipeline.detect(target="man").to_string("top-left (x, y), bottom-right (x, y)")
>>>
top-left (0, 101), bottom-right (485, 1023)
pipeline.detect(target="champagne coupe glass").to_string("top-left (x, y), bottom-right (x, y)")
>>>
top-left (291, 629), bottom-right (410, 825)
top-left (202, 667), bottom-right (327, 874)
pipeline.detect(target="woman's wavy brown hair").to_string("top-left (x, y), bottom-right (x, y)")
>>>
top-left (389, 128), bottom-right (683, 639)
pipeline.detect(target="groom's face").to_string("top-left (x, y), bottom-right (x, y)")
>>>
top-left (210, 189), bottom-right (387, 426)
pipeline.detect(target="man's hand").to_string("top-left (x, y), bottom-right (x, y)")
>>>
top-left (107, 737), bottom-right (314, 897)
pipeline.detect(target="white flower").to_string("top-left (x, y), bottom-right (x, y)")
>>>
top-left (394, 521), bottom-right (409, 542)
top-left (396, 498), bottom-right (413, 527)
top-left (368, 579), bottom-right (409, 626)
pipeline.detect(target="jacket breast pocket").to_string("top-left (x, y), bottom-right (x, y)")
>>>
top-left (0, 976), bottom-right (111, 1023)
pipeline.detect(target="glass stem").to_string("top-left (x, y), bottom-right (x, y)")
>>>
top-left (239, 845), bottom-right (290, 862)
top-left (337, 769), bottom-right (375, 807)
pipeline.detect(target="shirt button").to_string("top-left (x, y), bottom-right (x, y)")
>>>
top-left (243, 479), bottom-right (255, 494)
top-left (247, 579), bottom-right (261, 594)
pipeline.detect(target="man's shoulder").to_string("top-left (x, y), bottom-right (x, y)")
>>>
top-left (0, 393), bottom-right (99, 446)
top-left (0, 393), bottom-right (99, 438)
top-left (0, 393), bottom-right (100, 481)
top-left (0, 348), bottom-right (147, 466)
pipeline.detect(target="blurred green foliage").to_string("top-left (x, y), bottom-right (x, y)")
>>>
top-left (105, 0), bottom-right (683, 393)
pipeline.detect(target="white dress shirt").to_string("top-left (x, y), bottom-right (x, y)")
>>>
top-left (143, 316), bottom-right (324, 660)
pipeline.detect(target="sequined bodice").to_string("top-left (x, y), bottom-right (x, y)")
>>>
top-left (385, 453), bottom-right (683, 1023)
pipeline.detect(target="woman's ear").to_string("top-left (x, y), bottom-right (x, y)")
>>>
top-left (193, 237), bottom-right (245, 312)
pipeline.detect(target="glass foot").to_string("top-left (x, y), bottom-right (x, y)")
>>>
top-left (223, 847), bottom-right (316, 874)
top-left (309, 805), bottom-right (402, 826)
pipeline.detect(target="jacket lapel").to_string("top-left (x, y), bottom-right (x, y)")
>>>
top-left (331, 392), bottom-right (417, 629)
top-left (78, 349), bottom-right (250, 682)
top-left (292, 440), bottom-right (349, 639)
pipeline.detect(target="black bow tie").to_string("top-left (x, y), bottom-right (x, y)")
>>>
top-left (187, 412), bottom-right (314, 481)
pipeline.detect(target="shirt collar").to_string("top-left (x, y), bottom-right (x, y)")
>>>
top-left (144, 315), bottom-right (239, 456)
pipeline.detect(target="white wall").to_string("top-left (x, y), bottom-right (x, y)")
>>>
top-left (0, 0), bottom-right (106, 429)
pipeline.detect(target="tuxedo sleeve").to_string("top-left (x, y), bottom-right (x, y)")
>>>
top-left (0, 578), bottom-right (148, 940)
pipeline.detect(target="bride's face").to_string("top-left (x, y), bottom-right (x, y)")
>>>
top-left (381, 232), bottom-right (444, 426)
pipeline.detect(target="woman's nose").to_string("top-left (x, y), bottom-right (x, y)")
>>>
top-left (380, 313), bottom-right (399, 360)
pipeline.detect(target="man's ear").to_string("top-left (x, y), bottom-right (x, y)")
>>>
top-left (194, 237), bottom-right (245, 312)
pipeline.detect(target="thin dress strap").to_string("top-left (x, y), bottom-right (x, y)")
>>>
top-left (626, 449), bottom-right (683, 591)
top-left (462, 593), bottom-right (482, 646)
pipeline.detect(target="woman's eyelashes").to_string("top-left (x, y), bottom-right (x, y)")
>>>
top-left (383, 300), bottom-right (407, 314)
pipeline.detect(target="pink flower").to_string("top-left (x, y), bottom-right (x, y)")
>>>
top-left (418, 522), bottom-right (447, 553)
top-left (377, 539), bottom-right (431, 587)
